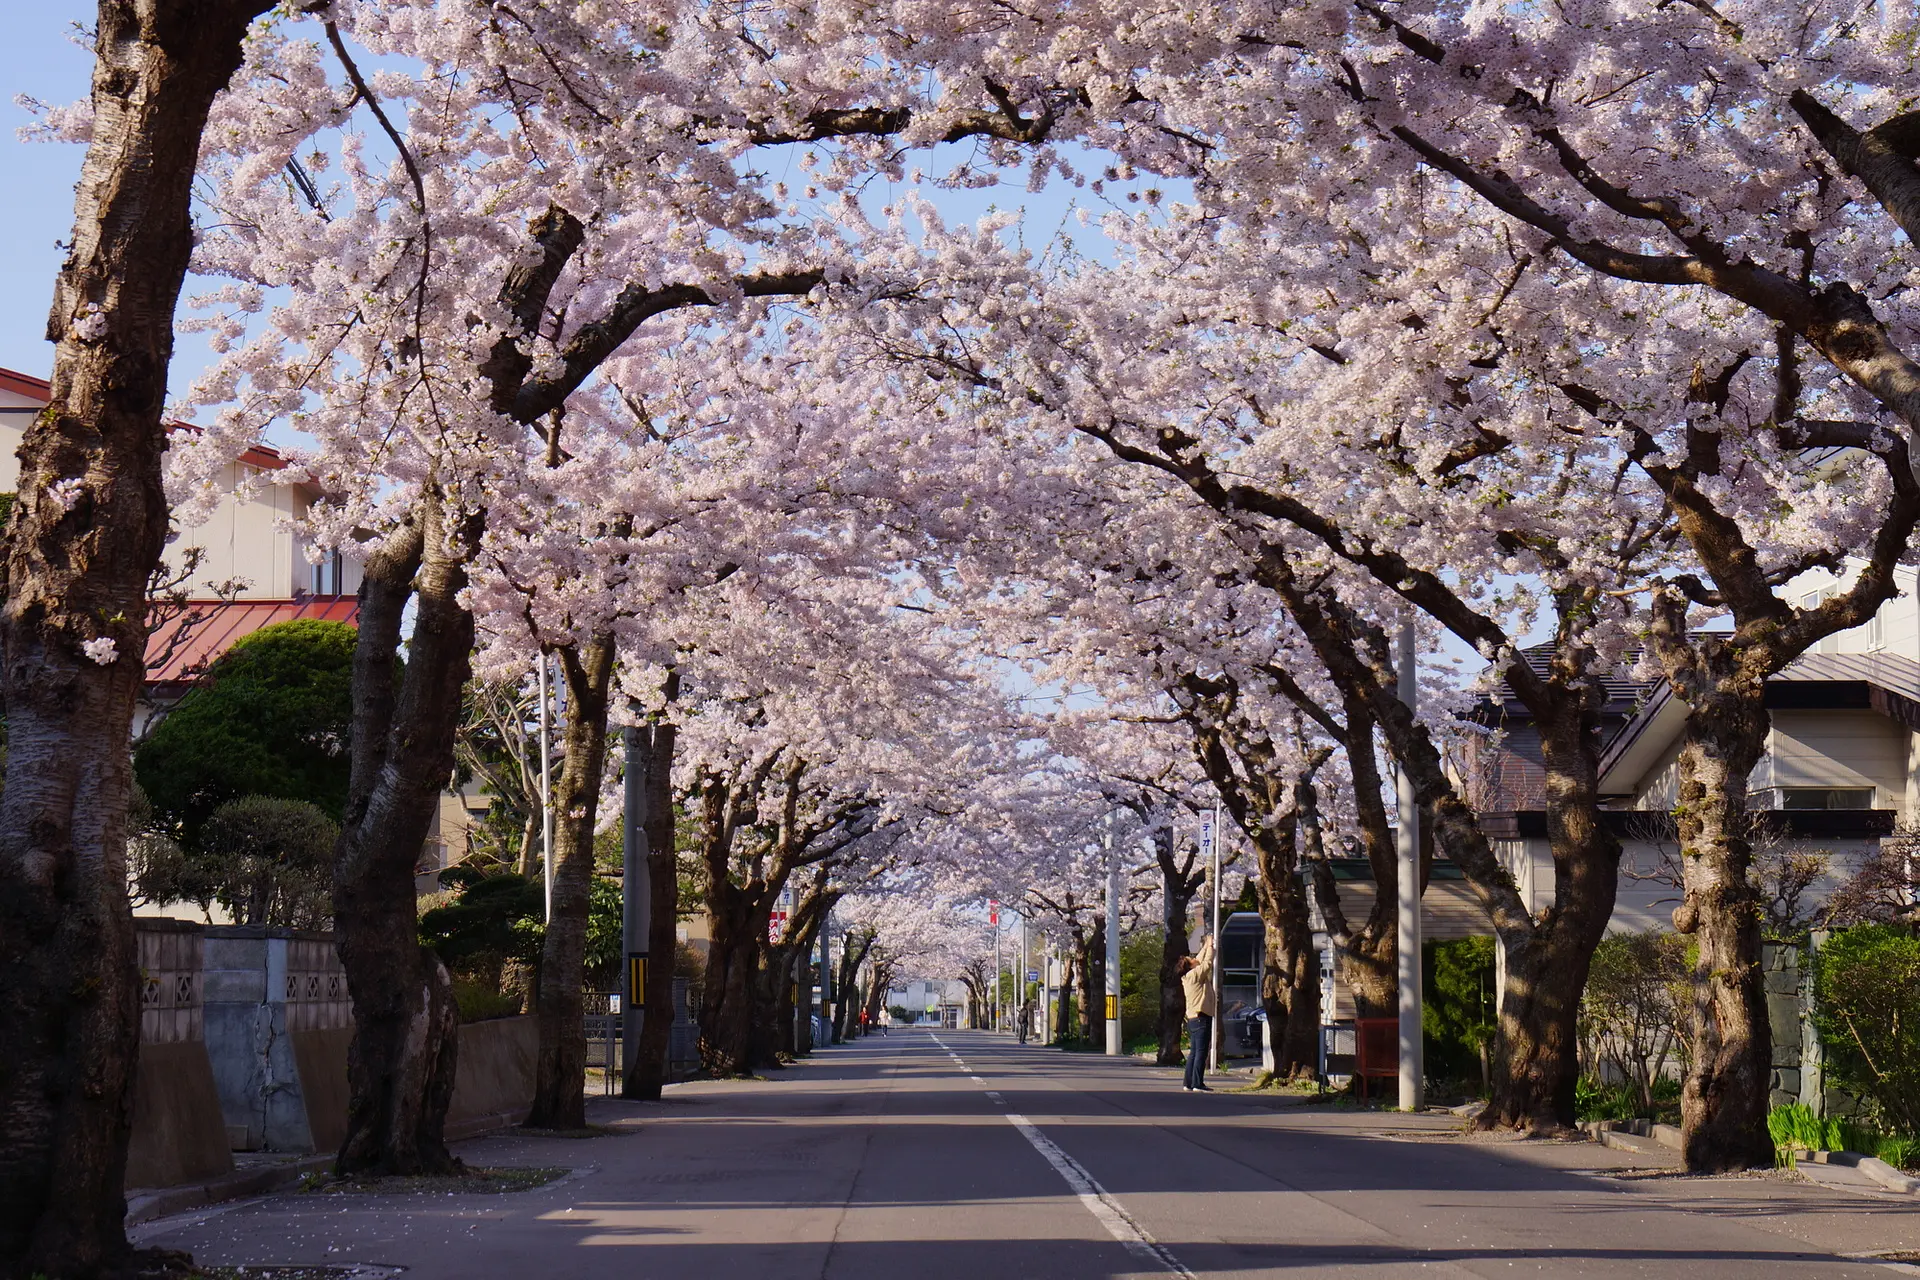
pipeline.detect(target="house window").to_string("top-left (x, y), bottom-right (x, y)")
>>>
top-left (1865, 608), bottom-right (1885, 652)
top-left (1779, 787), bottom-right (1874, 810)
top-left (310, 549), bottom-right (344, 596)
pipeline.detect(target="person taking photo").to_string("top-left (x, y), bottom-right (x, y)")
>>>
top-left (1179, 931), bottom-right (1217, 1092)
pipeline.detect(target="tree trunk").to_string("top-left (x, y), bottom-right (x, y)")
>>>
top-left (1671, 682), bottom-right (1775, 1171)
top-left (1153, 825), bottom-right (1200, 1066)
top-left (833, 932), bottom-right (873, 1041)
top-left (698, 913), bottom-right (762, 1075)
top-left (526, 635), bottom-right (617, 1130)
top-left (624, 688), bottom-right (681, 1100)
top-left (1250, 818), bottom-right (1318, 1079)
top-left (1079, 917), bottom-right (1105, 1045)
top-left (0, 3), bottom-right (270, 1271)
top-left (794, 922), bottom-right (823, 1055)
top-left (1053, 951), bottom-right (1076, 1044)
top-left (1473, 702), bottom-right (1619, 1131)
top-left (332, 498), bottom-right (477, 1176)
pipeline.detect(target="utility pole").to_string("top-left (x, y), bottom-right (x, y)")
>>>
top-left (1019, 914), bottom-right (1029, 1041)
top-left (1204, 804), bottom-right (1223, 1070)
top-left (991, 901), bottom-right (1001, 1033)
top-left (1104, 829), bottom-right (1121, 1055)
top-left (619, 724), bottom-right (646, 1093)
top-left (1396, 615), bottom-right (1426, 1112)
top-left (537, 655), bottom-right (553, 921)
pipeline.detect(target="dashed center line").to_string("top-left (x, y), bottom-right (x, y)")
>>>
top-left (929, 1035), bottom-right (1192, 1277)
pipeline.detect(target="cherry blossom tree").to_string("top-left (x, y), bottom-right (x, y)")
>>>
top-left (0, 3), bottom-right (275, 1272)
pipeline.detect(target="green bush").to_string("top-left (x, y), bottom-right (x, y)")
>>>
top-left (1811, 924), bottom-right (1920, 1136)
top-left (1575, 1077), bottom-right (1640, 1123)
top-left (1118, 926), bottom-right (1165, 1036)
top-left (1424, 936), bottom-right (1495, 1087)
top-left (421, 867), bottom-right (543, 974)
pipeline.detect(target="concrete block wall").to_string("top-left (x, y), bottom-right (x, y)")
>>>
top-left (202, 926), bottom-right (350, 1152)
top-left (128, 919), bottom-right (235, 1190)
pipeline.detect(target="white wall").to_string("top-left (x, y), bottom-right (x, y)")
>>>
top-left (1760, 710), bottom-right (1908, 807)
top-left (0, 407), bottom-right (360, 601)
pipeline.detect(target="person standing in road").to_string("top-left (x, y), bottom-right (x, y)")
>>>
top-left (1179, 931), bottom-right (1217, 1092)
top-left (878, 1007), bottom-right (890, 1037)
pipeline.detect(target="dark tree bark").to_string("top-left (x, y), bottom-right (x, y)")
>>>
top-left (1176, 679), bottom-right (1328, 1080)
top-left (1298, 693), bottom-right (1398, 1020)
top-left (1144, 821), bottom-right (1204, 1065)
top-left (0, 3), bottom-right (272, 1272)
top-left (526, 634), bottom-right (617, 1130)
top-left (332, 499), bottom-right (477, 1176)
top-left (1254, 555), bottom-right (1617, 1131)
top-left (833, 928), bottom-right (876, 1041)
top-left (624, 677), bottom-right (681, 1100)
top-left (696, 760), bottom-right (876, 1075)
top-left (1077, 915), bottom-right (1105, 1045)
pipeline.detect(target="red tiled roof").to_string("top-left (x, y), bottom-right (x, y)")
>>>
top-left (0, 365), bottom-right (290, 470)
top-left (145, 597), bottom-right (358, 685)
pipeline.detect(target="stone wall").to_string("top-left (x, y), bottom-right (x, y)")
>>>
top-left (202, 925), bottom-right (352, 1152)
top-left (1763, 935), bottom-right (1859, 1116)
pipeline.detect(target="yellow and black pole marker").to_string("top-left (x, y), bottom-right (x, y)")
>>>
top-left (627, 952), bottom-right (648, 1010)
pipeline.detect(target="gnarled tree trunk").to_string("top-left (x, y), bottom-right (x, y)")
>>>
top-left (527, 634), bottom-right (617, 1130)
top-left (333, 498), bottom-right (477, 1176)
top-left (0, 3), bottom-right (271, 1272)
top-left (1149, 822), bottom-right (1203, 1065)
top-left (1669, 673), bottom-right (1774, 1171)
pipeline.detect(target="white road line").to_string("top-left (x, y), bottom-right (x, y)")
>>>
top-left (985, 1091), bottom-right (1004, 1104)
top-left (969, 1075), bottom-right (984, 1082)
top-left (1003, 1112), bottom-right (1194, 1278)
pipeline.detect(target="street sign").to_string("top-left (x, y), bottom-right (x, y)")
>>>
top-left (1105, 994), bottom-right (1118, 1020)
top-left (1026, 969), bottom-right (1038, 983)
top-left (988, 898), bottom-right (999, 925)
top-left (1200, 809), bottom-right (1216, 859)
top-left (769, 910), bottom-right (788, 941)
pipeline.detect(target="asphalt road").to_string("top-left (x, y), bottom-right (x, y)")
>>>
top-left (135, 1028), bottom-right (1920, 1278)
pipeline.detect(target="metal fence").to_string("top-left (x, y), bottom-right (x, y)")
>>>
top-left (583, 979), bottom-right (702, 1093)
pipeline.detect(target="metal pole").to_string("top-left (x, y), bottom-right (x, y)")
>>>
top-left (1396, 615), bottom-right (1426, 1112)
top-left (537, 655), bottom-right (553, 921)
top-left (992, 903), bottom-right (1001, 1033)
top-left (620, 724), bottom-right (647, 1091)
top-left (1019, 915), bottom-right (1028, 1040)
top-left (1211, 802), bottom-right (1223, 1071)
top-left (1104, 831), bottom-right (1121, 1055)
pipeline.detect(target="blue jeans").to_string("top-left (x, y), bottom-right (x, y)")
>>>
top-left (1184, 1015), bottom-right (1211, 1088)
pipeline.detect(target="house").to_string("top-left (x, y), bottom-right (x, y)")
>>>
top-left (0, 366), bottom-right (482, 898)
top-left (1469, 563), bottom-right (1920, 936)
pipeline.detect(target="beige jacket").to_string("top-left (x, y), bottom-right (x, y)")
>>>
top-left (1181, 934), bottom-right (1217, 1019)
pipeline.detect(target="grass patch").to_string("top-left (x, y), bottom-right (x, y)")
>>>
top-left (517, 1122), bottom-right (626, 1139)
top-left (304, 1166), bottom-right (569, 1195)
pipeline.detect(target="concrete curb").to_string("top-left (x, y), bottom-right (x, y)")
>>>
top-left (126, 1153), bottom-right (333, 1226)
top-left (1578, 1121), bottom-right (1677, 1161)
top-left (1803, 1149), bottom-right (1920, 1195)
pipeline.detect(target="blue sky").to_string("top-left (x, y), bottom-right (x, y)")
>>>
top-left (1, 7), bottom-right (93, 384)
top-left (0, 12), bottom-right (1154, 408)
